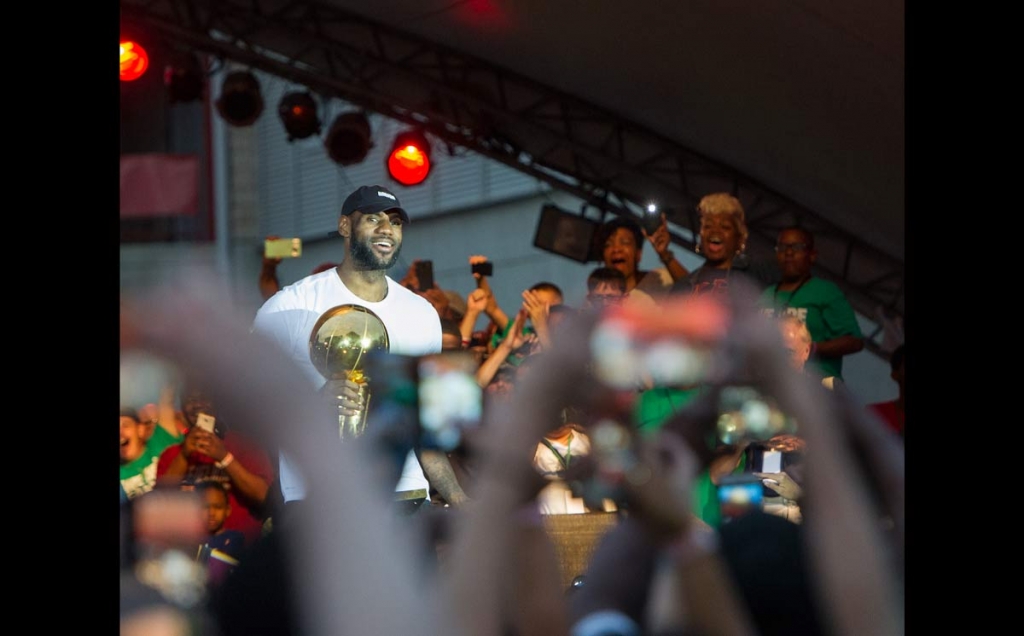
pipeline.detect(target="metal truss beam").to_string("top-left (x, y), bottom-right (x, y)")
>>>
top-left (122, 0), bottom-right (904, 357)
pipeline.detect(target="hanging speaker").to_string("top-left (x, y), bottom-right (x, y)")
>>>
top-left (532, 204), bottom-right (603, 263)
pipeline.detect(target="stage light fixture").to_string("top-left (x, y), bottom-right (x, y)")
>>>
top-left (386, 130), bottom-right (432, 186)
top-left (324, 111), bottom-right (373, 165)
top-left (278, 91), bottom-right (321, 141)
top-left (216, 70), bottom-right (264, 127)
top-left (164, 55), bottom-right (205, 103)
top-left (120, 40), bottom-right (149, 82)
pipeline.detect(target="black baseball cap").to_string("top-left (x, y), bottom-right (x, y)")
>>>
top-left (340, 185), bottom-right (410, 223)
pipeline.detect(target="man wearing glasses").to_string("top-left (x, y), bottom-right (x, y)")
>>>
top-left (759, 226), bottom-right (864, 382)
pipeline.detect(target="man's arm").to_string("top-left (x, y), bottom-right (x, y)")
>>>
top-left (816, 284), bottom-right (865, 358)
top-left (417, 448), bottom-right (469, 505)
top-left (259, 235), bottom-right (284, 301)
top-left (475, 309), bottom-right (528, 388)
top-left (814, 334), bottom-right (864, 358)
top-left (199, 429), bottom-right (271, 506)
top-left (460, 289), bottom-right (488, 344)
top-left (470, 262), bottom-right (508, 332)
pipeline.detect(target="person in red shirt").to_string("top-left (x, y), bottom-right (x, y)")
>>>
top-left (157, 383), bottom-right (275, 547)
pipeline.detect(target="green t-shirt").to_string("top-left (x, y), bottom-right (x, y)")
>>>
top-left (634, 386), bottom-right (703, 436)
top-left (759, 277), bottom-right (862, 380)
top-left (120, 426), bottom-right (183, 501)
top-left (633, 385), bottom-right (743, 527)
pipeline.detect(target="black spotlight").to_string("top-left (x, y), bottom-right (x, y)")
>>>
top-left (216, 70), bottom-right (264, 126)
top-left (278, 91), bottom-right (321, 141)
top-left (324, 111), bottom-right (373, 165)
top-left (164, 54), bottom-right (205, 103)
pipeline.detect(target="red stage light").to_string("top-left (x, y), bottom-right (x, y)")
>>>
top-left (120, 40), bottom-right (150, 82)
top-left (386, 131), bottom-right (432, 186)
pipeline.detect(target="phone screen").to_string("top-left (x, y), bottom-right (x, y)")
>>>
top-left (195, 413), bottom-right (216, 433)
top-left (471, 261), bottom-right (493, 277)
top-left (417, 351), bottom-right (482, 451)
top-left (415, 261), bottom-right (435, 292)
top-left (264, 238), bottom-right (302, 259)
top-left (717, 474), bottom-right (764, 522)
top-left (760, 450), bottom-right (783, 474)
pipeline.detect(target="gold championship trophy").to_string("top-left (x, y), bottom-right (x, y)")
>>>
top-left (309, 305), bottom-right (390, 439)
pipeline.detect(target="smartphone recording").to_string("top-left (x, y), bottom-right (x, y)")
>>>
top-left (471, 261), bottom-right (494, 277)
top-left (717, 473), bottom-right (764, 523)
top-left (414, 260), bottom-right (435, 292)
top-left (264, 237), bottom-right (302, 259)
top-left (195, 413), bottom-right (216, 434)
top-left (640, 207), bottom-right (662, 235)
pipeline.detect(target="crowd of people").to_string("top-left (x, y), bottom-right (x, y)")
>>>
top-left (120, 185), bottom-right (905, 635)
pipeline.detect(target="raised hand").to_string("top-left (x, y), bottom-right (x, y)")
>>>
top-left (191, 427), bottom-right (229, 464)
top-left (753, 470), bottom-right (803, 500)
top-left (466, 288), bottom-right (488, 314)
top-left (642, 213), bottom-right (671, 257)
top-left (521, 289), bottom-right (549, 323)
top-left (468, 254), bottom-right (490, 281)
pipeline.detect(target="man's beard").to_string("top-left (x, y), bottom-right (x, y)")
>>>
top-left (350, 235), bottom-right (402, 271)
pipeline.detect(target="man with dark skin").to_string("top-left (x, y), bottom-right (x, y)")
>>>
top-left (759, 226), bottom-right (864, 381)
top-left (253, 185), bottom-right (469, 509)
top-left (156, 384), bottom-right (274, 547)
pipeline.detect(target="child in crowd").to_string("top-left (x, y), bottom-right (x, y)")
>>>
top-left (196, 481), bottom-right (247, 587)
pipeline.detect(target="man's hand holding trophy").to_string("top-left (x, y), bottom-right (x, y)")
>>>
top-left (309, 304), bottom-right (390, 439)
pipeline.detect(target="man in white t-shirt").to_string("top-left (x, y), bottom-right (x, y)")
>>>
top-left (252, 184), bottom-right (468, 508)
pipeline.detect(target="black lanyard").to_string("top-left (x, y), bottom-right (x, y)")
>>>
top-left (773, 276), bottom-right (810, 309)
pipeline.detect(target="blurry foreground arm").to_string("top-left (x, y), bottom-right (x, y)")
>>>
top-left (723, 282), bottom-right (903, 636)
top-left (156, 384), bottom-right (182, 437)
top-left (625, 431), bottom-right (756, 636)
top-left (121, 271), bottom-right (445, 636)
top-left (442, 309), bottom-right (604, 636)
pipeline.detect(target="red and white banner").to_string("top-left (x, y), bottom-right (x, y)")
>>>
top-left (120, 153), bottom-right (199, 217)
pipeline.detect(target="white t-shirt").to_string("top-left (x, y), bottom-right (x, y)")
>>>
top-left (252, 269), bottom-right (442, 502)
top-left (534, 433), bottom-right (592, 515)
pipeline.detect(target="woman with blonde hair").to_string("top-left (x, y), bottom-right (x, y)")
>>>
top-left (672, 193), bottom-right (755, 297)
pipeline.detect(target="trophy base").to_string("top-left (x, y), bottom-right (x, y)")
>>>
top-left (394, 488), bottom-right (428, 515)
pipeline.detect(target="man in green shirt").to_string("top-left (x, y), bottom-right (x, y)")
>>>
top-left (759, 226), bottom-right (864, 381)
